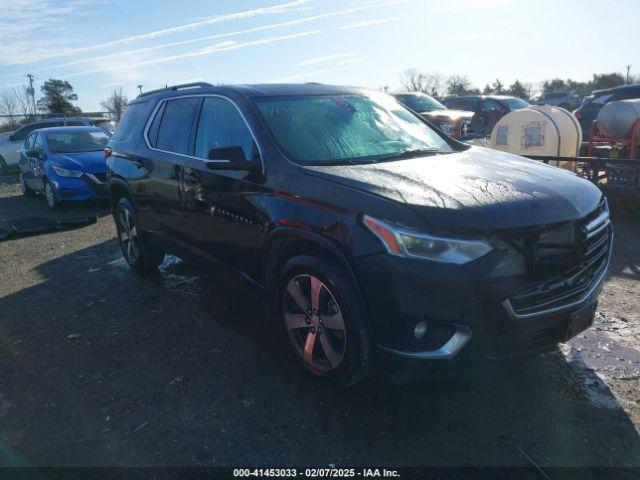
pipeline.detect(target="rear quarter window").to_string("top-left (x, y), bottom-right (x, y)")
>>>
top-left (111, 101), bottom-right (148, 142)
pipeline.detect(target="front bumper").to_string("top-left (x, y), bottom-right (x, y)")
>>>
top-left (351, 238), bottom-right (610, 371)
top-left (50, 173), bottom-right (108, 201)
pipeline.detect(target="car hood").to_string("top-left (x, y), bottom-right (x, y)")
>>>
top-left (51, 151), bottom-right (105, 173)
top-left (302, 147), bottom-right (602, 230)
top-left (421, 109), bottom-right (474, 122)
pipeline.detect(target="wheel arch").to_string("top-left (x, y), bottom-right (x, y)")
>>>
top-left (108, 178), bottom-right (134, 211)
top-left (263, 227), bottom-right (364, 302)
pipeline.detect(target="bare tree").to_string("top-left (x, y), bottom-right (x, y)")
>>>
top-left (0, 86), bottom-right (38, 131)
top-left (446, 75), bottom-right (476, 96)
top-left (0, 89), bottom-right (19, 130)
top-left (101, 88), bottom-right (128, 122)
top-left (12, 86), bottom-right (35, 118)
top-left (399, 69), bottom-right (443, 97)
top-left (400, 69), bottom-right (425, 92)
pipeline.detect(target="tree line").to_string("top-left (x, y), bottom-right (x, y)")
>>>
top-left (399, 69), bottom-right (638, 100)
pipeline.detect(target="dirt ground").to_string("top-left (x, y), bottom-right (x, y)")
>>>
top-left (0, 173), bottom-right (638, 472)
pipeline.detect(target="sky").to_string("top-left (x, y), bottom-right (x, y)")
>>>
top-left (0, 0), bottom-right (638, 111)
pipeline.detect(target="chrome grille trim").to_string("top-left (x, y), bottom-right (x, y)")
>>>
top-left (584, 210), bottom-right (609, 238)
top-left (502, 212), bottom-right (613, 320)
top-left (503, 232), bottom-right (612, 320)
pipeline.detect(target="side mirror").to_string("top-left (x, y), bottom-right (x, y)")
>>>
top-left (9, 134), bottom-right (16, 142)
top-left (205, 146), bottom-right (261, 172)
top-left (208, 146), bottom-right (246, 163)
top-left (26, 149), bottom-right (46, 160)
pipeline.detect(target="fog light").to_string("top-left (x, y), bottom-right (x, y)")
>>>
top-left (413, 321), bottom-right (428, 340)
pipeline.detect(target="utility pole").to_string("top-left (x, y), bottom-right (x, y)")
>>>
top-left (626, 65), bottom-right (632, 84)
top-left (26, 73), bottom-right (36, 116)
top-left (136, 84), bottom-right (143, 95)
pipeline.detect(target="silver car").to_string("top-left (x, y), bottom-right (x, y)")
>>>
top-left (0, 117), bottom-right (115, 173)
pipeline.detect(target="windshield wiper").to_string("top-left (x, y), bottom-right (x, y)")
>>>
top-left (373, 148), bottom-right (442, 163)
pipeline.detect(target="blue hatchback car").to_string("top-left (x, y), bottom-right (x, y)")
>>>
top-left (19, 126), bottom-right (110, 209)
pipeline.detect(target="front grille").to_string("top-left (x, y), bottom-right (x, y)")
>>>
top-left (507, 203), bottom-right (612, 317)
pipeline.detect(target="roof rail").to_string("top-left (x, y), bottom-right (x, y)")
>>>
top-left (137, 82), bottom-right (213, 98)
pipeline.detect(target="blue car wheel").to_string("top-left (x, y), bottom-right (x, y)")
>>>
top-left (45, 179), bottom-right (59, 209)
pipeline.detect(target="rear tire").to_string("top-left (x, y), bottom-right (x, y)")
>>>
top-left (114, 197), bottom-right (165, 272)
top-left (276, 254), bottom-right (374, 387)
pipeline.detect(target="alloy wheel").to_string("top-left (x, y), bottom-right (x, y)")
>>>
top-left (283, 274), bottom-right (346, 372)
top-left (117, 206), bottom-right (139, 263)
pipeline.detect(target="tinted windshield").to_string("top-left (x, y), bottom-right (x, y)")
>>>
top-left (502, 98), bottom-right (530, 110)
top-left (45, 130), bottom-right (110, 153)
top-left (395, 94), bottom-right (445, 112)
top-left (254, 93), bottom-right (454, 165)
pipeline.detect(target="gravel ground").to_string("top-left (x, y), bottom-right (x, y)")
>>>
top-left (0, 173), bottom-right (639, 470)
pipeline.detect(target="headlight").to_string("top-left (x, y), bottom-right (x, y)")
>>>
top-left (363, 215), bottom-right (493, 265)
top-left (52, 165), bottom-right (83, 177)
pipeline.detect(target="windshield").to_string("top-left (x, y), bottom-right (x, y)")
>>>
top-left (395, 94), bottom-right (445, 112)
top-left (502, 98), bottom-right (530, 110)
top-left (254, 93), bottom-right (454, 165)
top-left (45, 130), bottom-right (110, 153)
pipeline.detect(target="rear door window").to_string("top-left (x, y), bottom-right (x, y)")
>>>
top-left (194, 97), bottom-right (258, 162)
top-left (154, 98), bottom-right (200, 155)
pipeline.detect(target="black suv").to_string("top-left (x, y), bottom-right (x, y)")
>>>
top-left (106, 82), bottom-right (612, 386)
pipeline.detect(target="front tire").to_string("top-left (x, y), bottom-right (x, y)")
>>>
top-left (277, 255), bottom-right (373, 387)
top-left (114, 197), bottom-right (165, 272)
top-left (0, 156), bottom-right (7, 175)
top-left (44, 179), bottom-right (59, 209)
